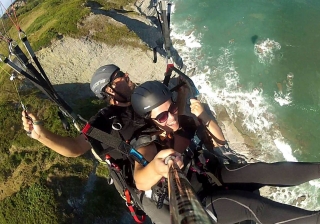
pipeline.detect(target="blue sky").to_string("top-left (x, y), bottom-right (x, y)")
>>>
top-left (1, 0), bottom-right (13, 12)
top-left (0, 0), bottom-right (13, 16)
top-left (1, 0), bottom-right (12, 8)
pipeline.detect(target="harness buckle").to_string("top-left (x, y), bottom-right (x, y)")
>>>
top-left (185, 147), bottom-right (194, 158)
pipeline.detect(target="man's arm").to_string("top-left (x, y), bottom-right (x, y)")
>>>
top-left (22, 111), bottom-right (91, 157)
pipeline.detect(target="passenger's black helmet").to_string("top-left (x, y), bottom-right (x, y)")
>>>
top-left (90, 64), bottom-right (120, 99)
top-left (131, 81), bottom-right (172, 117)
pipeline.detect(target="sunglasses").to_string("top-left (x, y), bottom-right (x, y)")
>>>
top-left (101, 71), bottom-right (128, 93)
top-left (152, 102), bottom-right (178, 123)
top-left (110, 71), bottom-right (126, 83)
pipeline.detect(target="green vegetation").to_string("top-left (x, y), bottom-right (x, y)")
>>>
top-left (15, 0), bottom-right (45, 16)
top-left (10, 0), bottom-right (143, 51)
top-left (0, 183), bottom-right (59, 224)
top-left (24, 0), bottom-right (90, 50)
top-left (0, 0), bottom-right (144, 222)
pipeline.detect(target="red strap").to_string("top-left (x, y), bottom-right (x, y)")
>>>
top-left (166, 63), bottom-right (174, 73)
top-left (82, 123), bottom-right (92, 134)
top-left (124, 189), bottom-right (131, 203)
top-left (124, 189), bottom-right (146, 223)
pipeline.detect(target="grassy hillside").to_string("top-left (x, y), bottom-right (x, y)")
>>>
top-left (0, 0), bottom-right (142, 223)
top-left (16, 0), bottom-right (143, 51)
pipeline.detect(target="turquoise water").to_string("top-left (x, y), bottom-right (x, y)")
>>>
top-left (170, 0), bottom-right (320, 209)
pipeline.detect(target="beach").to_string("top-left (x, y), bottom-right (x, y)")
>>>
top-left (35, 0), bottom-right (252, 158)
top-left (34, 0), bottom-right (261, 193)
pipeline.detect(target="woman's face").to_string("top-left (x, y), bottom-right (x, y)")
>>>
top-left (150, 99), bottom-right (179, 132)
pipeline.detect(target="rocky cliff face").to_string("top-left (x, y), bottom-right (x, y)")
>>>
top-left (34, 0), bottom-right (167, 104)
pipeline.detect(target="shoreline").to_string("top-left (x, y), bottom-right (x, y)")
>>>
top-left (34, 0), bottom-right (253, 155)
top-left (36, 35), bottom-right (255, 160)
top-left (34, 0), bottom-right (268, 196)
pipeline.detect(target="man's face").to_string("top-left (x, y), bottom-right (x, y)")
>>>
top-left (107, 71), bottom-right (136, 102)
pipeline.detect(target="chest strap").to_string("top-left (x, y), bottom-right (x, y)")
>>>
top-left (82, 123), bottom-right (148, 167)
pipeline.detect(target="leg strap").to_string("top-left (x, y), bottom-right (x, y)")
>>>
top-left (125, 189), bottom-right (146, 223)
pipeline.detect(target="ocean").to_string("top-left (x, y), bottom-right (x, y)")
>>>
top-left (170, 0), bottom-right (320, 210)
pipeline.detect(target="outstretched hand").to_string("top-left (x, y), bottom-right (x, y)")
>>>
top-left (21, 111), bottom-right (43, 140)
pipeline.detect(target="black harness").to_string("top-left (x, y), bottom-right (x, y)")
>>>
top-left (81, 106), bottom-right (156, 223)
top-left (148, 116), bottom-right (248, 209)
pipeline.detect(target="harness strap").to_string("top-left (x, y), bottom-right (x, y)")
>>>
top-left (163, 63), bottom-right (174, 86)
top-left (105, 155), bottom-right (145, 210)
top-left (209, 146), bottom-right (247, 165)
top-left (205, 172), bottom-right (222, 186)
top-left (83, 123), bottom-right (122, 151)
top-left (130, 135), bottom-right (158, 148)
top-left (183, 132), bottom-right (223, 186)
top-left (83, 123), bottom-right (149, 166)
top-left (183, 160), bottom-right (192, 177)
top-left (155, 178), bottom-right (168, 209)
top-left (83, 121), bottom-right (150, 221)
top-left (153, 47), bottom-right (157, 63)
top-left (125, 189), bottom-right (146, 223)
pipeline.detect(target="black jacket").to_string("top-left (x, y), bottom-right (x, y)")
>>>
top-left (87, 105), bottom-right (151, 160)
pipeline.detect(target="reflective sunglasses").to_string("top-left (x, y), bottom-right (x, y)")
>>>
top-left (152, 102), bottom-right (178, 123)
top-left (110, 70), bottom-right (126, 83)
top-left (101, 71), bottom-right (127, 93)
